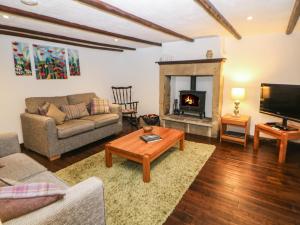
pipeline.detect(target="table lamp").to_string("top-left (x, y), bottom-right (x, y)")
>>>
top-left (231, 88), bottom-right (245, 117)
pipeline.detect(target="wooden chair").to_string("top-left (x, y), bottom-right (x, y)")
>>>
top-left (112, 86), bottom-right (139, 127)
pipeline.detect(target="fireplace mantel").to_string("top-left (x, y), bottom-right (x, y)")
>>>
top-left (156, 58), bottom-right (226, 65)
top-left (157, 58), bottom-right (226, 137)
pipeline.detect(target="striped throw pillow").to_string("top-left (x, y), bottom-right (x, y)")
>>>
top-left (91, 98), bottom-right (110, 115)
top-left (61, 103), bottom-right (89, 120)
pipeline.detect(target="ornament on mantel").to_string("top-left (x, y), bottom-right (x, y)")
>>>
top-left (206, 50), bottom-right (213, 59)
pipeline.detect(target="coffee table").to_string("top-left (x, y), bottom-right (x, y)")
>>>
top-left (105, 126), bottom-right (185, 183)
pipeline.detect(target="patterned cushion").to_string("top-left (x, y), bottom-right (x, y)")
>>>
top-left (38, 102), bottom-right (50, 116)
top-left (0, 183), bottom-right (65, 222)
top-left (46, 104), bottom-right (66, 125)
top-left (91, 98), bottom-right (110, 115)
top-left (60, 103), bottom-right (89, 120)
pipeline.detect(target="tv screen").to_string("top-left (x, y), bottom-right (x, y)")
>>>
top-left (260, 83), bottom-right (300, 122)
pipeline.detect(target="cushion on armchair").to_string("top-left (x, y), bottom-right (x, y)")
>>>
top-left (0, 183), bottom-right (65, 222)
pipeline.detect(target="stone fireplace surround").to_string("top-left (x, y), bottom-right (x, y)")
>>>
top-left (157, 58), bottom-right (225, 137)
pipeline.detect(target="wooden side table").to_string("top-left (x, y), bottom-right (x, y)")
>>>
top-left (253, 123), bottom-right (300, 163)
top-left (220, 114), bottom-right (250, 147)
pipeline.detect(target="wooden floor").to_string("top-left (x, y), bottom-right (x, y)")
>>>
top-left (22, 121), bottom-right (300, 225)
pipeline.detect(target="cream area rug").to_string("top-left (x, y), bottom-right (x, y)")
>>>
top-left (55, 141), bottom-right (215, 225)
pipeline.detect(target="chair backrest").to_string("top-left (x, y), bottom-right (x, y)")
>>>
top-left (111, 86), bottom-right (133, 105)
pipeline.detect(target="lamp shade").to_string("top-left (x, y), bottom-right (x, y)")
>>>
top-left (231, 88), bottom-right (245, 100)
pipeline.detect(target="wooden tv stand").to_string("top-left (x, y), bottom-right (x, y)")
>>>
top-left (253, 123), bottom-right (300, 163)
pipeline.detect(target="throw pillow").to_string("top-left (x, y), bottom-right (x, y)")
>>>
top-left (38, 102), bottom-right (50, 116)
top-left (46, 104), bottom-right (66, 125)
top-left (60, 103), bottom-right (89, 120)
top-left (0, 183), bottom-right (65, 222)
top-left (91, 98), bottom-right (110, 115)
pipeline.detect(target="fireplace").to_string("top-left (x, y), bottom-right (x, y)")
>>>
top-left (179, 76), bottom-right (206, 118)
top-left (179, 90), bottom-right (206, 118)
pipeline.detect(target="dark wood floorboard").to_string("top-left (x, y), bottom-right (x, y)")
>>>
top-left (22, 121), bottom-right (300, 225)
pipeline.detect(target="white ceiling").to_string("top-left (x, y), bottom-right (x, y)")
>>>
top-left (0, 0), bottom-right (299, 49)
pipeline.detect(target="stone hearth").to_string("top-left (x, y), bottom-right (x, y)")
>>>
top-left (157, 58), bottom-right (226, 137)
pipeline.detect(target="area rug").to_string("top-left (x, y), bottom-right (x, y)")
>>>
top-left (55, 141), bottom-right (215, 225)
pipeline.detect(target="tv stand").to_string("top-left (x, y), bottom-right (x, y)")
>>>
top-left (254, 123), bottom-right (300, 163)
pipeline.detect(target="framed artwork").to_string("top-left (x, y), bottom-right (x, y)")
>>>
top-left (12, 42), bottom-right (32, 76)
top-left (68, 49), bottom-right (80, 76)
top-left (33, 44), bottom-right (67, 79)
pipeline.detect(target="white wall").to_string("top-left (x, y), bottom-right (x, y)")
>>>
top-left (222, 32), bottom-right (300, 135)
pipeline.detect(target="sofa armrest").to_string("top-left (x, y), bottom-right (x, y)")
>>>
top-left (0, 133), bottom-right (21, 157)
top-left (20, 113), bottom-right (58, 158)
top-left (4, 177), bottom-right (105, 225)
top-left (109, 104), bottom-right (122, 124)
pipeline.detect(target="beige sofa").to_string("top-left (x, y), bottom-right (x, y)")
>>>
top-left (0, 133), bottom-right (105, 225)
top-left (21, 93), bottom-right (122, 160)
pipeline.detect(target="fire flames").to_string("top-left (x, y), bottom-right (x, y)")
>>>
top-left (185, 96), bottom-right (194, 105)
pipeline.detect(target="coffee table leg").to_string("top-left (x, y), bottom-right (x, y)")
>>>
top-left (143, 155), bottom-right (150, 183)
top-left (105, 145), bottom-right (112, 168)
top-left (179, 134), bottom-right (185, 151)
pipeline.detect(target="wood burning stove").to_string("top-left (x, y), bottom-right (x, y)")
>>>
top-left (179, 77), bottom-right (206, 118)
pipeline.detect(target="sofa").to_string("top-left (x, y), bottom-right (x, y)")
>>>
top-left (0, 132), bottom-right (105, 225)
top-left (21, 92), bottom-right (122, 160)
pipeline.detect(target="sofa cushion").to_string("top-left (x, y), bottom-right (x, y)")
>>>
top-left (91, 98), bottom-right (110, 115)
top-left (56, 119), bottom-right (95, 139)
top-left (67, 93), bottom-right (96, 106)
top-left (26, 96), bottom-right (69, 114)
top-left (46, 104), bottom-right (66, 125)
top-left (61, 103), bottom-right (89, 120)
top-left (0, 153), bottom-right (47, 186)
top-left (81, 114), bottom-right (119, 128)
top-left (21, 171), bottom-right (68, 189)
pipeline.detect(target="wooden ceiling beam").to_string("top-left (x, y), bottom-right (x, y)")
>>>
top-left (77, 0), bottom-right (194, 42)
top-left (286, 0), bottom-right (300, 35)
top-left (0, 4), bottom-right (161, 46)
top-left (0, 24), bottom-right (135, 50)
top-left (194, 0), bottom-right (242, 40)
top-left (0, 29), bottom-right (123, 52)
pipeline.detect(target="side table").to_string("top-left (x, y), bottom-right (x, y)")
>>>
top-left (220, 114), bottom-right (250, 147)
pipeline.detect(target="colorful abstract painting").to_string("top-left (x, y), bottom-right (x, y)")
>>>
top-left (33, 44), bottom-right (67, 79)
top-left (12, 42), bottom-right (32, 76)
top-left (68, 49), bottom-right (80, 76)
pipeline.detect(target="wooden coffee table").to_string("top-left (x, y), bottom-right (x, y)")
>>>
top-left (105, 126), bottom-right (185, 183)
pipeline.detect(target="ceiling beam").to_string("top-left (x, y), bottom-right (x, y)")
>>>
top-left (0, 24), bottom-right (135, 50)
top-left (77, 0), bottom-right (194, 42)
top-left (0, 4), bottom-right (161, 46)
top-left (0, 29), bottom-right (123, 52)
top-left (286, 0), bottom-right (300, 35)
top-left (194, 0), bottom-right (242, 40)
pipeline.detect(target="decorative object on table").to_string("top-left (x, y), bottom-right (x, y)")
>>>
top-left (67, 49), bottom-right (80, 76)
top-left (206, 49), bottom-right (213, 59)
top-left (140, 114), bottom-right (160, 126)
top-left (173, 99), bottom-right (180, 115)
top-left (33, 44), bottom-right (67, 79)
top-left (12, 42), bottom-right (32, 76)
top-left (140, 134), bottom-right (162, 143)
top-left (142, 126), bottom-right (153, 133)
top-left (112, 86), bottom-right (139, 127)
top-left (231, 87), bottom-right (245, 117)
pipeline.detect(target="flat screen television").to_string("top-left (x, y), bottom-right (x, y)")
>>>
top-left (260, 83), bottom-right (300, 128)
